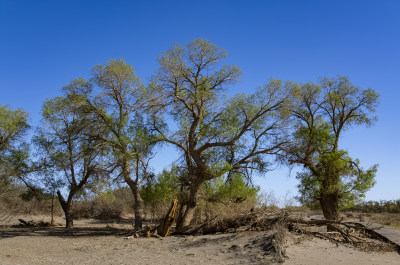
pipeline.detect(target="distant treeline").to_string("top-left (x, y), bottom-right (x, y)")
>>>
top-left (347, 199), bottom-right (400, 213)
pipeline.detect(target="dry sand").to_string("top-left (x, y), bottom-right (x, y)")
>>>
top-left (0, 217), bottom-right (399, 264)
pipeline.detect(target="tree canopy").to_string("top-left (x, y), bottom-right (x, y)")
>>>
top-left (0, 104), bottom-right (30, 190)
top-left (35, 91), bottom-right (107, 228)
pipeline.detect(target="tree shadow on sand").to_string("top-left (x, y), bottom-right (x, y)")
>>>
top-left (0, 226), bottom-right (133, 239)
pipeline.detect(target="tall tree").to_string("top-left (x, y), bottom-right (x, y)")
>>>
top-left (148, 39), bottom-right (294, 231)
top-left (281, 76), bottom-right (379, 220)
top-left (65, 60), bottom-right (156, 230)
top-left (36, 93), bottom-right (106, 228)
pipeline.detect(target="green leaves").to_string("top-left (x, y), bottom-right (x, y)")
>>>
top-left (205, 174), bottom-right (259, 205)
top-left (0, 104), bottom-right (30, 184)
top-left (0, 104), bottom-right (29, 148)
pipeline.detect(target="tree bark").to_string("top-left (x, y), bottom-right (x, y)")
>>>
top-left (121, 157), bottom-right (144, 230)
top-left (176, 177), bottom-right (203, 232)
top-left (320, 193), bottom-right (339, 221)
top-left (132, 185), bottom-right (144, 230)
top-left (319, 172), bottom-right (340, 221)
top-left (57, 190), bottom-right (74, 228)
top-left (50, 192), bottom-right (55, 226)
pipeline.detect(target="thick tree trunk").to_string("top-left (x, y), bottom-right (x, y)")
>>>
top-left (65, 211), bottom-right (74, 229)
top-left (176, 203), bottom-right (187, 227)
top-left (57, 190), bottom-right (74, 228)
top-left (132, 185), bottom-right (144, 230)
top-left (318, 170), bottom-right (341, 221)
top-left (121, 156), bottom-right (145, 230)
top-left (320, 193), bottom-right (339, 221)
top-left (176, 178), bottom-right (203, 232)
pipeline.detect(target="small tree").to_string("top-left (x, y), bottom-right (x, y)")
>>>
top-left (282, 76), bottom-right (379, 220)
top-left (36, 92), bottom-right (106, 228)
top-left (64, 59), bottom-right (156, 230)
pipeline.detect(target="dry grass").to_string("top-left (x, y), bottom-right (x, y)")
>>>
top-left (368, 213), bottom-right (400, 229)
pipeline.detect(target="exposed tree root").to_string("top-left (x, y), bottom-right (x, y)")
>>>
top-left (170, 210), bottom-right (397, 253)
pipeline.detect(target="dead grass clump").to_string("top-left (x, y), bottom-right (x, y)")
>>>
top-left (71, 200), bottom-right (123, 220)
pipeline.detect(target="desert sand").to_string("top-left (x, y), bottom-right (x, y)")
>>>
top-left (0, 217), bottom-right (399, 264)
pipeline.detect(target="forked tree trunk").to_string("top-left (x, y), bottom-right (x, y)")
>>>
top-left (57, 190), bottom-right (74, 228)
top-left (122, 157), bottom-right (145, 231)
top-left (176, 178), bottom-right (203, 232)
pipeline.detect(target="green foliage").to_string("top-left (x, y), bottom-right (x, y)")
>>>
top-left (0, 104), bottom-right (29, 148)
top-left (35, 86), bottom-right (108, 227)
top-left (141, 165), bottom-right (180, 206)
top-left (205, 174), bottom-right (259, 205)
top-left (0, 104), bottom-right (30, 188)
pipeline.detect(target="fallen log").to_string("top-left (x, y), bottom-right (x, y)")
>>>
top-left (17, 218), bottom-right (62, 227)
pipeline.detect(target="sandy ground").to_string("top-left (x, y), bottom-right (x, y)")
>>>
top-left (0, 217), bottom-right (399, 265)
top-left (284, 238), bottom-right (399, 265)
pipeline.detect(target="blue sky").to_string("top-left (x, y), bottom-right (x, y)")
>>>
top-left (1, 0), bottom-right (399, 203)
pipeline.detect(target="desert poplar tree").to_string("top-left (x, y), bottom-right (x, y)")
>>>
top-left (64, 60), bottom-right (156, 230)
top-left (148, 39), bottom-right (294, 231)
top-left (281, 76), bottom-right (379, 220)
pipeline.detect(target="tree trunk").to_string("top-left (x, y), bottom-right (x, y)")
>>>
top-left (176, 203), bottom-right (187, 227)
top-left (176, 178), bottom-right (203, 232)
top-left (319, 172), bottom-right (340, 221)
top-left (57, 190), bottom-right (74, 228)
top-left (65, 211), bottom-right (74, 229)
top-left (121, 156), bottom-right (145, 230)
top-left (320, 193), bottom-right (339, 221)
top-left (131, 185), bottom-right (144, 230)
top-left (50, 192), bottom-right (55, 226)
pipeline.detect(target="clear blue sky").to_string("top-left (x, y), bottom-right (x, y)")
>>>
top-left (1, 0), bottom-right (399, 203)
